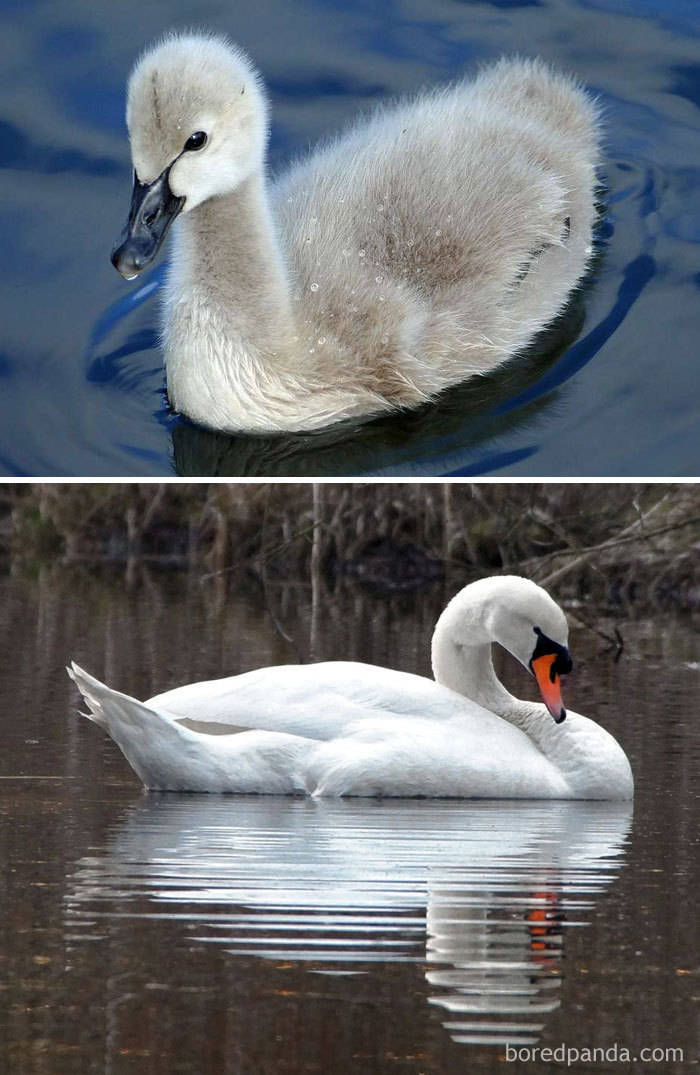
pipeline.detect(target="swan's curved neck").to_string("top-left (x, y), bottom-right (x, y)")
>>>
top-left (432, 633), bottom-right (520, 717)
top-left (432, 626), bottom-right (561, 769)
top-left (430, 586), bottom-right (536, 732)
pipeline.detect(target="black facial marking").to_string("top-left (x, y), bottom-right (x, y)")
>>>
top-left (529, 626), bottom-right (573, 679)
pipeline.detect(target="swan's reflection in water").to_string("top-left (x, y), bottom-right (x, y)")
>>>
top-left (65, 797), bottom-right (631, 1049)
top-left (428, 876), bottom-right (568, 1044)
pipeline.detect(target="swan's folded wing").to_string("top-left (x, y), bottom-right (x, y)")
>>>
top-left (147, 661), bottom-right (479, 740)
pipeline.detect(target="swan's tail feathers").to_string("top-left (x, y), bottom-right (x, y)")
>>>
top-left (66, 663), bottom-right (112, 728)
top-left (66, 662), bottom-right (198, 789)
top-left (68, 663), bottom-right (168, 735)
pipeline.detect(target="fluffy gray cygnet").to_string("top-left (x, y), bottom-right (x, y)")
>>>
top-left (112, 33), bottom-right (600, 434)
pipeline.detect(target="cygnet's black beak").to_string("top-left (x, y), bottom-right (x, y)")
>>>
top-left (111, 167), bottom-right (185, 280)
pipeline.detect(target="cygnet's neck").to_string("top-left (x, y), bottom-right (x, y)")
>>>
top-left (164, 173), bottom-right (367, 432)
top-left (174, 174), bottom-right (296, 355)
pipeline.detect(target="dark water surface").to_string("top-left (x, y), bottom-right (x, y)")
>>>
top-left (0, 567), bottom-right (697, 1073)
top-left (0, 0), bottom-right (698, 475)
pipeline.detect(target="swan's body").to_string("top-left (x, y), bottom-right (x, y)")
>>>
top-left (68, 576), bottom-right (633, 800)
top-left (112, 34), bottom-right (601, 433)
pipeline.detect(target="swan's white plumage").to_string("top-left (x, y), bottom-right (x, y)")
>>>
top-left (67, 576), bottom-right (633, 800)
top-left (123, 34), bottom-right (601, 432)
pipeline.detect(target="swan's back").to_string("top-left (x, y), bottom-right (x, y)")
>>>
top-left (149, 661), bottom-right (485, 737)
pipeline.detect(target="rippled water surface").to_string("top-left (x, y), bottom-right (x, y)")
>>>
top-left (0, 0), bottom-right (698, 475)
top-left (0, 568), bottom-right (697, 1073)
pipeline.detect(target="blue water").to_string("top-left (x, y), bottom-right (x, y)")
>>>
top-left (0, 0), bottom-right (698, 476)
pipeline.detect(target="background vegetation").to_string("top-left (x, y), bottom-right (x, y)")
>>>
top-left (0, 483), bottom-right (697, 609)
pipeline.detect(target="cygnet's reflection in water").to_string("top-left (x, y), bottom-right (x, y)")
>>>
top-left (171, 299), bottom-right (584, 476)
top-left (64, 797), bottom-right (631, 1050)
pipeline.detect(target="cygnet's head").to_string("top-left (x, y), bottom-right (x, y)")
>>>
top-left (112, 32), bottom-right (267, 279)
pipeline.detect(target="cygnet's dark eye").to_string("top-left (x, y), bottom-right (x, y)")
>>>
top-left (184, 131), bottom-right (207, 152)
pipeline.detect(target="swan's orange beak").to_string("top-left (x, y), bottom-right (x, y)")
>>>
top-left (532, 653), bottom-right (567, 723)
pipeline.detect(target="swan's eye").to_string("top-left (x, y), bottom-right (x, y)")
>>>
top-left (184, 131), bottom-right (207, 152)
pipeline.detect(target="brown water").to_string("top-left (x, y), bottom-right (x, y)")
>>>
top-left (0, 566), bottom-right (697, 1074)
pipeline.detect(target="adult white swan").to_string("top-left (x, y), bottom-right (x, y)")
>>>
top-left (111, 33), bottom-right (600, 433)
top-left (67, 576), bottom-right (633, 800)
